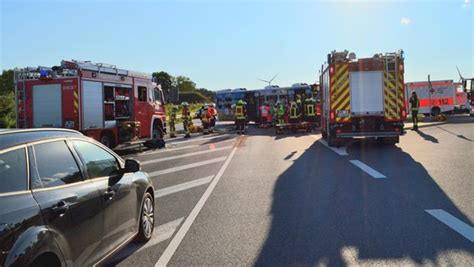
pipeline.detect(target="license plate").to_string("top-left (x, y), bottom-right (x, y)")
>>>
top-left (337, 110), bottom-right (349, 117)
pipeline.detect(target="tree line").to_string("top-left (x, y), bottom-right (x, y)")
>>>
top-left (0, 69), bottom-right (214, 128)
top-left (152, 71), bottom-right (215, 104)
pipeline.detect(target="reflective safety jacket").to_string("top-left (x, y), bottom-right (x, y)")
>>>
top-left (277, 105), bottom-right (285, 116)
top-left (289, 102), bottom-right (299, 119)
top-left (235, 104), bottom-right (245, 119)
top-left (170, 110), bottom-right (177, 121)
top-left (409, 96), bottom-right (420, 112)
top-left (182, 108), bottom-right (190, 119)
top-left (305, 103), bottom-right (315, 117)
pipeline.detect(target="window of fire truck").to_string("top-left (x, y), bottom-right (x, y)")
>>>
top-left (138, 86), bottom-right (147, 102)
top-left (154, 88), bottom-right (163, 105)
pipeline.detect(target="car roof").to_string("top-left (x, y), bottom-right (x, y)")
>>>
top-left (0, 128), bottom-right (84, 150)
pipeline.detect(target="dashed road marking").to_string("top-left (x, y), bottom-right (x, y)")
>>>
top-left (318, 139), bottom-right (349, 156)
top-left (425, 209), bottom-right (474, 242)
top-left (148, 157), bottom-right (227, 177)
top-left (142, 146), bottom-right (233, 165)
top-left (156, 147), bottom-right (238, 266)
top-left (155, 176), bottom-right (214, 198)
top-left (349, 160), bottom-right (386, 179)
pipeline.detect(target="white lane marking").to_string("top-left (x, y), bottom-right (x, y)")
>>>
top-left (139, 145), bottom-right (199, 156)
top-left (425, 209), bottom-right (474, 242)
top-left (155, 176), bottom-right (214, 198)
top-left (166, 134), bottom-right (232, 145)
top-left (318, 139), bottom-right (348, 156)
top-left (148, 157), bottom-right (227, 177)
top-left (136, 217), bottom-right (185, 252)
top-left (349, 160), bottom-right (386, 179)
top-left (108, 217), bottom-right (184, 262)
top-left (142, 146), bottom-right (233, 165)
top-left (156, 147), bottom-right (238, 266)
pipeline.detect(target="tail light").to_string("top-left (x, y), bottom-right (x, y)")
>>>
top-left (330, 66), bottom-right (334, 74)
top-left (330, 111), bottom-right (335, 120)
top-left (394, 127), bottom-right (400, 132)
top-left (401, 110), bottom-right (406, 118)
top-left (336, 129), bottom-right (342, 134)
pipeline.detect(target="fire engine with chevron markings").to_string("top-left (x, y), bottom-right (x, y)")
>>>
top-left (320, 50), bottom-right (406, 146)
top-left (14, 60), bottom-right (167, 149)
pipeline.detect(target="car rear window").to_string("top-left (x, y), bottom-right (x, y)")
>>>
top-left (0, 148), bottom-right (27, 193)
top-left (30, 141), bottom-right (83, 189)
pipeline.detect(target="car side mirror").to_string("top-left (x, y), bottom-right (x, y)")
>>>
top-left (124, 159), bottom-right (140, 173)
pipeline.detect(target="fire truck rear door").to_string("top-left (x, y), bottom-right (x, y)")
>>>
top-left (350, 71), bottom-right (384, 117)
top-left (32, 84), bottom-right (62, 127)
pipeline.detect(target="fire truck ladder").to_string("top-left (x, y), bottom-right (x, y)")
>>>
top-left (384, 54), bottom-right (399, 118)
top-left (14, 69), bottom-right (30, 128)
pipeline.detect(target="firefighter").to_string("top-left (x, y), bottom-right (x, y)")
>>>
top-left (259, 103), bottom-right (267, 127)
top-left (277, 103), bottom-right (286, 124)
top-left (265, 102), bottom-right (272, 126)
top-left (208, 103), bottom-right (217, 133)
top-left (235, 100), bottom-right (246, 134)
top-left (304, 98), bottom-right (316, 123)
top-left (169, 105), bottom-right (178, 138)
top-left (289, 100), bottom-right (300, 123)
top-left (201, 105), bottom-right (210, 135)
top-left (271, 103), bottom-right (278, 126)
top-left (409, 91), bottom-right (420, 130)
top-left (181, 102), bottom-right (191, 138)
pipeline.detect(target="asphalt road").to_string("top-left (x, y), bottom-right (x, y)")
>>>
top-left (107, 115), bottom-right (474, 266)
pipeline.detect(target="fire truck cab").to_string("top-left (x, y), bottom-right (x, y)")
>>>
top-left (14, 60), bottom-right (167, 148)
top-left (320, 50), bottom-right (406, 146)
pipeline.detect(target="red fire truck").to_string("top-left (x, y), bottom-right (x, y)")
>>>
top-left (14, 60), bottom-right (167, 148)
top-left (320, 50), bottom-right (406, 146)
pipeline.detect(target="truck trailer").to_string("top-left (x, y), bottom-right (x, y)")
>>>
top-left (320, 50), bottom-right (406, 146)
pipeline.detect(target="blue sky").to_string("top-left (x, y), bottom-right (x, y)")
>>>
top-left (1, 0), bottom-right (472, 90)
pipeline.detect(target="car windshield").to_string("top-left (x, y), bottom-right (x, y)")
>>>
top-left (1, 1), bottom-right (472, 266)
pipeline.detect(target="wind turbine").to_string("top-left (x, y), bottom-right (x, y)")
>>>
top-left (258, 73), bottom-right (279, 87)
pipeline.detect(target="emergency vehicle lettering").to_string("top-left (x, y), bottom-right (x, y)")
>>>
top-left (420, 98), bottom-right (454, 107)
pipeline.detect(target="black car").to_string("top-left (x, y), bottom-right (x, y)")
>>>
top-left (0, 129), bottom-right (155, 267)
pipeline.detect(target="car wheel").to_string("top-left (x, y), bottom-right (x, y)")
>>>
top-left (431, 107), bottom-right (441, 116)
top-left (136, 192), bottom-right (154, 243)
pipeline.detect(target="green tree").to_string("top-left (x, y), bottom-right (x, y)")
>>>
top-left (196, 88), bottom-right (215, 102)
top-left (0, 93), bottom-right (16, 128)
top-left (175, 76), bottom-right (196, 92)
top-left (0, 70), bottom-right (16, 128)
top-left (152, 71), bottom-right (174, 92)
top-left (0, 70), bottom-right (14, 95)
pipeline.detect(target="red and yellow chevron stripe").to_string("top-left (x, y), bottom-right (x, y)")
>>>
top-left (73, 89), bottom-right (79, 114)
top-left (331, 63), bottom-right (351, 122)
top-left (383, 71), bottom-right (402, 120)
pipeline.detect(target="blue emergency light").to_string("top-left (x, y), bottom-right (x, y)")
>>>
top-left (39, 69), bottom-right (48, 77)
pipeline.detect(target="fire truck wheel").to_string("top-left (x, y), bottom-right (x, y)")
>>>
top-left (100, 133), bottom-right (115, 148)
top-left (431, 107), bottom-right (441, 116)
top-left (322, 130), bottom-right (327, 139)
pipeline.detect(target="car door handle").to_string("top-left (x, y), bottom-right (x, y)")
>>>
top-left (104, 188), bottom-right (115, 201)
top-left (51, 201), bottom-right (69, 216)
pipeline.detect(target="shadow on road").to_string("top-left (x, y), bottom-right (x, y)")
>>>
top-left (415, 129), bottom-right (439, 143)
top-left (256, 141), bottom-right (472, 266)
top-left (437, 126), bottom-right (473, 142)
